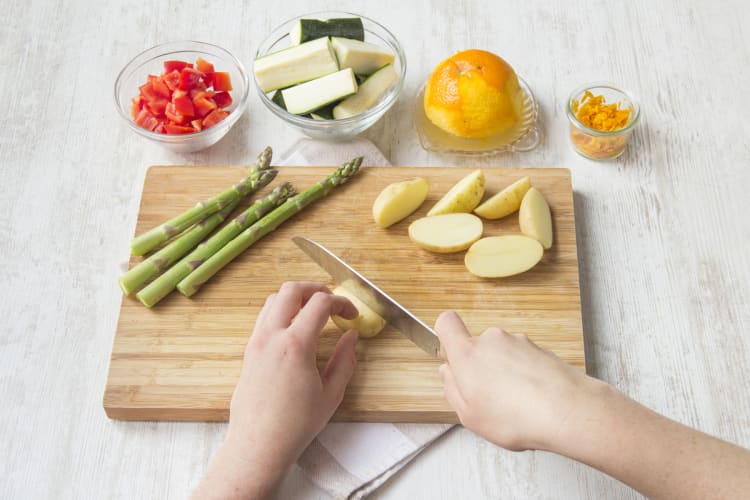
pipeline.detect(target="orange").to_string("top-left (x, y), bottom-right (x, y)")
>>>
top-left (424, 49), bottom-right (524, 139)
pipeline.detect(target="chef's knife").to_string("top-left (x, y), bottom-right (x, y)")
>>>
top-left (292, 236), bottom-right (441, 358)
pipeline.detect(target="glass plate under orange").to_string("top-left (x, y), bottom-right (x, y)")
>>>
top-left (414, 75), bottom-right (540, 156)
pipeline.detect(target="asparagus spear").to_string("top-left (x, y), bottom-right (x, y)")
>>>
top-left (120, 200), bottom-right (239, 295)
top-left (135, 182), bottom-right (296, 307)
top-left (119, 168), bottom-right (278, 295)
top-left (176, 156), bottom-right (363, 297)
top-left (130, 146), bottom-right (273, 256)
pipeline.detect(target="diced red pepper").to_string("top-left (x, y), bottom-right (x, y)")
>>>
top-left (134, 108), bottom-right (159, 131)
top-left (213, 91), bottom-right (232, 108)
top-left (192, 95), bottom-right (217, 117)
top-left (131, 96), bottom-right (144, 119)
top-left (163, 60), bottom-right (190, 73)
top-left (178, 67), bottom-right (203, 90)
top-left (152, 77), bottom-right (171, 98)
top-left (131, 56), bottom-right (232, 135)
top-left (162, 70), bottom-right (181, 91)
top-left (165, 102), bottom-right (187, 124)
top-left (195, 57), bottom-right (215, 74)
top-left (146, 97), bottom-right (169, 116)
top-left (202, 108), bottom-right (229, 128)
top-left (190, 89), bottom-right (214, 100)
top-left (211, 72), bottom-right (232, 91)
top-left (173, 95), bottom-right (195, 116)
top-left (164, 123), bottom-right (196, 134)
top-left (139, 82), bottom-right (158, 100)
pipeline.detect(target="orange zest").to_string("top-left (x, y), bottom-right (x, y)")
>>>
top-left (570, 130), bottom-right (628, 159)
top-left (572, 91), bottom-right (631, 131)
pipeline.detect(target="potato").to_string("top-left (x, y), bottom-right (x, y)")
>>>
top-left (372, 177), bottom-right (429, 228)
top-left (465, 235), bottom-right (544, 277)
top-left (474, 176), bottom-right (531, 219)
top-left (331, 285), bottom-right (387, 338)
top-left (426, 169), bottom-right (485, 216)
top-left (519, 187), bottom-right (553, 249)
top-left (409, 213), bottom-right (483, 253)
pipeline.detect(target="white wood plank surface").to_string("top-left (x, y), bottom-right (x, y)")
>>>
top-left (1, 0), bottom-right (748, 498)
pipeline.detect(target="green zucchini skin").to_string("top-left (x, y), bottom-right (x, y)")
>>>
top-left (271, 90), bottom-right (286, 110)
top-left (291, 18), bottom-right (365, 44)
top-left (273, 90), bottom-right (336, 119)
top-left (281, 67), bottom-right (358, 115)
top-left (332, 64), bottom-right (398, 119)
top-left (309, 101), bottom-right (338, 120)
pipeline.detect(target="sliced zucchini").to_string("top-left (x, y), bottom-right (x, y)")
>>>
top-left (254, 37), bottom-right (339, 93)
top-left (290, 18), bottom-right (365, 45)
top-left (281, 68), bottom-right (358, 115)
top-left (271, 90), bottom-right (286, 110)
top-left (333, 64), bottom-right (398, 119)
top-left (331, 37), bottom-right (395, 76)
top-left (310, 101), bottom-right (337, 120)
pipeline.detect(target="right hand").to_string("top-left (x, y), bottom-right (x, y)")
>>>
top-left (435, 311), bottom-right (600, 452)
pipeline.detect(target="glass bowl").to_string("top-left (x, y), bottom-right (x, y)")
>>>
top-left (414, 75), bottom-right (541, 156)
top-left (253, 11), bottom-right (406, 140)
top-left (114, 41), bottom-right (250, 153)
top-left (566, 82), bottom-right (640, 161)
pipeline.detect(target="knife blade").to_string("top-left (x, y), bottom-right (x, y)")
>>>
top-left (292, 236), bottom-right (441, 358)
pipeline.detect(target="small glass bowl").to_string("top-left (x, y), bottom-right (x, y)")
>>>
top-left (566, 83), bottom-right (640, 161)
top-left (414, 75), bottom-right (541, 156)
top-left (114, 41), bottom-right (250, 153)
top-left (253, 11), bottom-right (406, 140)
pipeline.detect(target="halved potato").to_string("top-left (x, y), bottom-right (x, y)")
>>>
top-left (427, 169), bottom-right (485, 216)
top-left (465, 235), bottom-right (544, 278)
top-left (519, 187), bottom-right (553, 249)
top-left (409, 213), bottom-right (483, 253)
top-left (474, 176), bottom-right (531, 220)
top-left (331, 285), bottom-right (387, 338)
top-left (372, 177), bottom-right (429, 228)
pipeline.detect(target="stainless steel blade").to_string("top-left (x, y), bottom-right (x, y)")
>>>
top-left (292, 236), bottom-right (441, 358)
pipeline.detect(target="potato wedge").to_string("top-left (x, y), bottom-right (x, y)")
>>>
top-left (409, 213), bottom-right (483, 253)
top-left (519, 187), bottom-right (553, 249)
top-left (474, 176), bottom-right (531, 219)
top-left (465, 235), bottom-right (544, 277)
top-left (372, 177), bottom-right (429, 228)
top-left (427, 169), bottom-right (485, 216)
top-left (331, 285), bottom-right (387, 338)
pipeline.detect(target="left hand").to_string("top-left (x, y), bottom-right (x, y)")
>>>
top-left (192, 281), bottom-right (359, 500)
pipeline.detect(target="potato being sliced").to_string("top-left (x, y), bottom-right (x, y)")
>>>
top-left (474, 176), bottom-right (531, 220)
top-left (409, 213), bottom-right (483, 253)
top-left (519, 187), bottom-right (553, 249)
top-left (465, 235), bottom-right (544, 278)
top-left (372, 177), bottom-right (429, 228)
top-left (427, 169), bottom-right (485, 216)
top-left (331, 285), bottom-right (387, 338)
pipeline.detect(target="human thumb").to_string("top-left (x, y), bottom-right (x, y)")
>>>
top-left (435, 310), bottom-right (472, 363)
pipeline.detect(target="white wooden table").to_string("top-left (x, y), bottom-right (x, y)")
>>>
top-left (2, 0), bottom-right (749, 498)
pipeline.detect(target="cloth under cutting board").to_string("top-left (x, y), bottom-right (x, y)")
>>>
top-left (277, 138), bottom-right (455, 499)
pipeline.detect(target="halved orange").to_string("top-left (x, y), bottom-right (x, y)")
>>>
top-left (424, 49), bottom-right (524, 139)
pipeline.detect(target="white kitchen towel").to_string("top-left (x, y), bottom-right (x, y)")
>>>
top-left (277, 138), bottom-right (454, 499)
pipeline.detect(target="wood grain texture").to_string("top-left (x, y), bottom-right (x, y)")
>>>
top-left (104, 166), bottom-right (584, 422)
top-left (2, 0), bottom-right (749, 498)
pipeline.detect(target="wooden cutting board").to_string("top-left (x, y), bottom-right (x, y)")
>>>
top-left (104, 166), bottom-right (584, 423)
